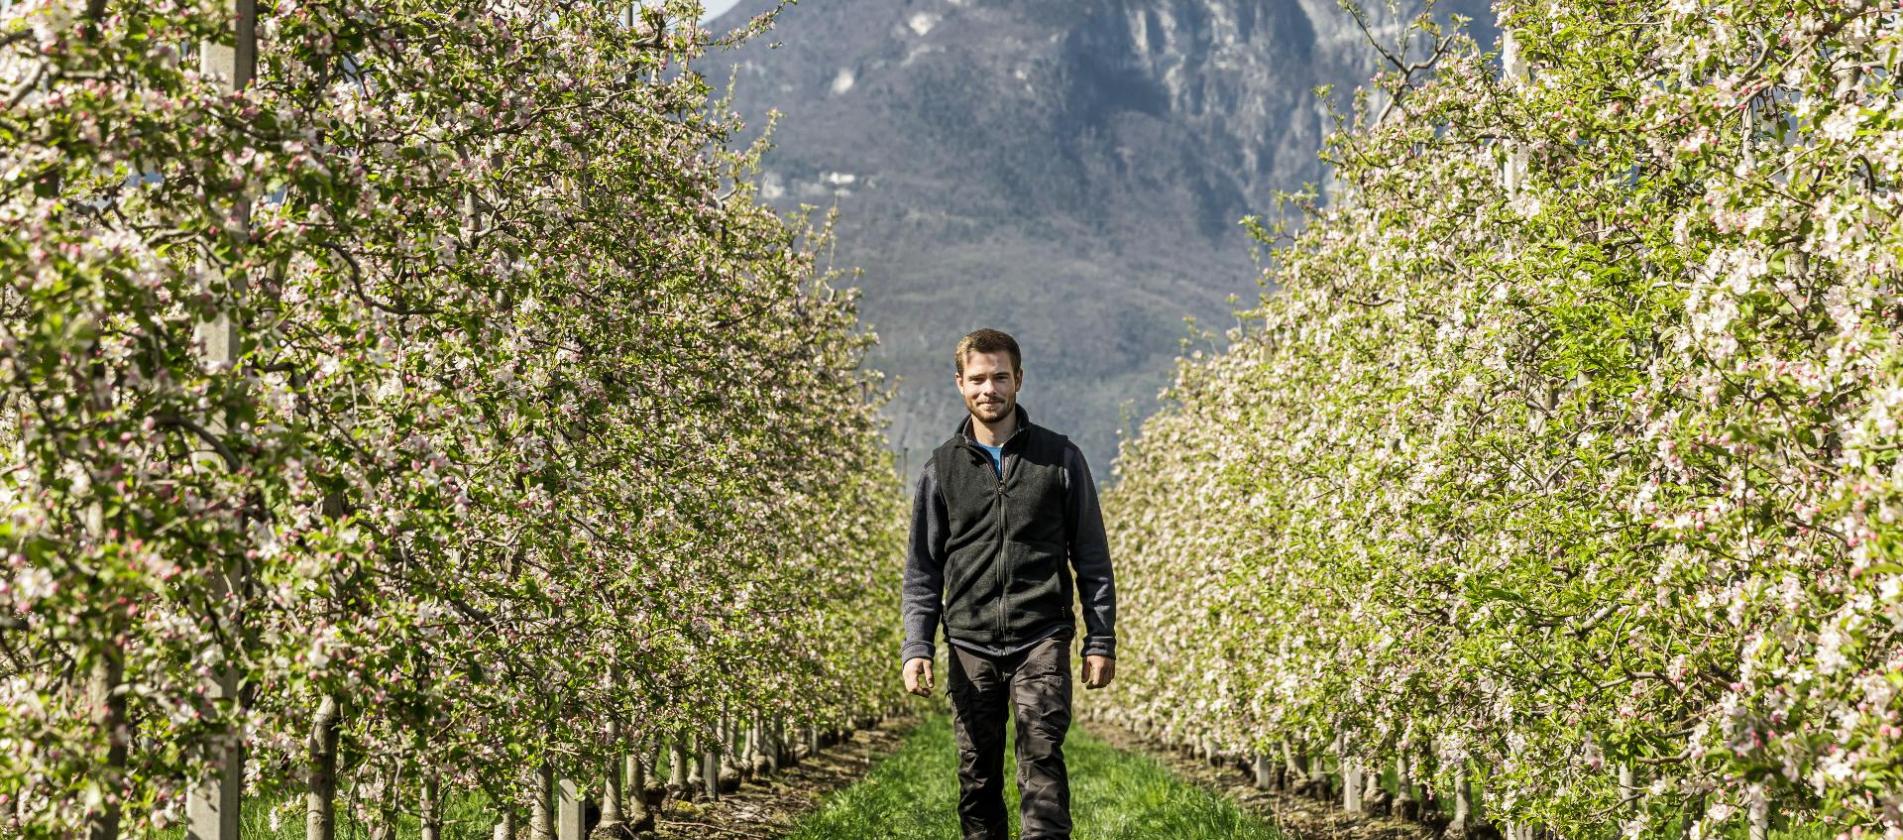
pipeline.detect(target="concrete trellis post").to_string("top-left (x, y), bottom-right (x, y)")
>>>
top-left (599, 720), bottom-right (624, 831)
top-left (1342, 754), bottom-right (1365, 814)
top-left (185, 1), bottom-right (255, 838)
top-left (1618, 761), bottom-right (1639, 834)
top-left (1501, 28), bottom-right (1532, 211)
top-left (554, 778), bottom-right (585, 840)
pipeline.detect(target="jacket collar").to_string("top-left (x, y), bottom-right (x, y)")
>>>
top-left (957, 404), bottom-right (1032, 450)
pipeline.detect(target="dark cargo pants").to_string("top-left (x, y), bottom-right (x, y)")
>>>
top-left (947, 634), bottom-right (1073, 840)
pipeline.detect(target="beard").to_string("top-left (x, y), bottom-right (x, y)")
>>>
top-left (968, 395), bottom-right (1015, 425)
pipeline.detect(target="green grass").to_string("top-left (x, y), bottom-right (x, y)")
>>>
top-left (784, 714), bottom-right (1283, 840)
top-left (129, 728), bottom-right (1841, 840)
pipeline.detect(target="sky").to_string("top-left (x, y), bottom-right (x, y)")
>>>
top-left (702, 0), bottom-right (744, 21)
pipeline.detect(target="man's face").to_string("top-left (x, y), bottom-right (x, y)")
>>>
top-left (957, 350), bottom-right (1020, 426)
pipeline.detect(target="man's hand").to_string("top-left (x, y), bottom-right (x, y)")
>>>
top-left (1083, 655), bottom-right (1115, 690)
top-left (902, 657), bottom-right (935, 697)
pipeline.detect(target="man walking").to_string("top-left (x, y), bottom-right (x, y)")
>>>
top-left (900, 328), bottom-right (1117, 840)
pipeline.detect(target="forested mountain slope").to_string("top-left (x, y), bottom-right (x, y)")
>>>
top-left (706, 0), bottom-right (1496, 471)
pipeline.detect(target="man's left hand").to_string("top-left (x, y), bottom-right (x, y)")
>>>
top-left (1083, 655), bottom-right (1115, 690)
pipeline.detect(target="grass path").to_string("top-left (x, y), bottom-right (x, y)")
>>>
top-left (783, 714), bottom-right (1283, 840)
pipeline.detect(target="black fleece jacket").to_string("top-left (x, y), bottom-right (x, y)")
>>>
top-left (900, 406), bottom-right (1117, 663)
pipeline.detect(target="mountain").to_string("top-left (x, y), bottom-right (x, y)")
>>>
top-left (703, 0), bottom-right (1497, 478)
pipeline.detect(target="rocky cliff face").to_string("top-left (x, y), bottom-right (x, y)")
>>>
top-left (705, 0), bottom-right (1495, 476)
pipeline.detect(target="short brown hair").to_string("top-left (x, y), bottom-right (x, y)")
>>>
top-left (954, 328), bottom-right (1022, 376)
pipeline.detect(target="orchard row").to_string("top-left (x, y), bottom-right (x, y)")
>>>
top-left (1094, 1), bottom-right (1903, 838)
top-left (0, 0), bottom-right (905, 837)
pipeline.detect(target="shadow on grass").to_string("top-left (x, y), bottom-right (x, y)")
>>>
top-left (783, 713), bottom-right (1282, 840)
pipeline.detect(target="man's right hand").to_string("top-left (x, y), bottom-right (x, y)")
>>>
top-left (902, 657), bottom-right (935, 697)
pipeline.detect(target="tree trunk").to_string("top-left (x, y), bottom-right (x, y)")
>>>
top-left (771, 717), bottom-right (788, 769)
top-left (1417, 751), bottom-right (1442, 817)
top-left (650, 743), bottom-right (669, 802)
top-left (1449, 762), bottom-right (1476, 839)
top-left (531, 764), bottom-right (554, 840)
top-left (306, 696), bottom-right (340, 840)
top-left (721, 716), bottom-right (744, 785)
top-left (600, 726), bottom-right (624, 831)
top-left (1681, 793), bottom-right (1706, 840)
top-left (682, 735), bottom-right (703, 798)
top-left (669, 736), bottom-right (690, 796)
top-left (1252, 752), bottom-right (1272, 790)
top-left (748, 713), bottom-right (770, 778)
top-left (1747, 785), bottom-right (1769, 840)
top-left (494, 808), bottom-right (517, 840)
top-left (1393, 754), bottom-right (1417, 821)
top-left (624, 752), bottom-right (653, 832)
top-left (1280, 741), bottom-right (1304, 793)
top-left (420, 774), bottom-right (443, 840)
top-left (367, 769), bottom-right (399, 840)
top-left (84, 652), bottom-right (128, 840)
top-left (1618, 762), bottom-right (1637, 813)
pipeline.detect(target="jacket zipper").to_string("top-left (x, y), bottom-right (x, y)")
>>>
top-left (974, 424), bottom-right (1022, 646)
top-left (996, 452), bottom-right (1009, 643)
